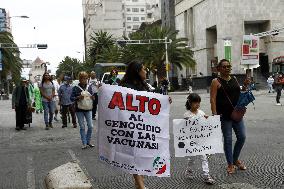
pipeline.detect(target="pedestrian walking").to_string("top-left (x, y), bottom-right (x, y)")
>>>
top-left (51, 75), bottom-right (61, 121)
top-left (39, 73), bottom-right (56, 130)
top-left (210, 59), bottom-right (248, 174)
top-left (267, 75), bottom-right (274, 93)
top-left (89, 71), bottom-right (100, 120)
top-left (188, 75), bottom-right (193, 94)
top-left (12, 77), bottom-right (32, 131)
top-left (34, 82), bottom-right (43, 113)
top-left (183, 93), bottom-right (215, 184)
top-left (274, 73), bottom-right (283, 106)
top-left (120, 61), bottom-right (172, 189)
top-left (58, 76), bottom-right (77, 128)
top-left (107, 69), bottom-right (120, 85)
top-left (71, 71), bottom-right (95, 149)
top-left (160, 77), bottom-right (169, 95)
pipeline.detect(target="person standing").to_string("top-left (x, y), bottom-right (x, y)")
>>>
top-left (210, 59), bottom-right (248, 174)
top-left (274, 73), bottom-right (283, 106)
top-left (34, 82), bottom-right (43, 113)
top-left (51, 75), bottom-right (61, 121)
top-left (58, 76), bottom-right (77, 128)
top-left (71, 71), bottom-right (95, 149)
top-left (89, 71), bottom-right (100, 120)
top-left (12, 77), bottom-right (32, 131)
top-left (39, 73), bottom-right (56, 130)
top-left (160, 77), bottom-right (169, 95)
top-left (107, 69), bottom-right (120, 85)
top-left (267, 75), bottom-right (274, 93)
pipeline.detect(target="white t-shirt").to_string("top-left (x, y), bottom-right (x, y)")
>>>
top-left (184, 109), bottom-right (205, 119)
top-left (89, 78), bottom-right (100, 94)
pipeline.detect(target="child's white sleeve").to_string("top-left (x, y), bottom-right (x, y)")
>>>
top-left (199, 110), bottom-right (206, 117)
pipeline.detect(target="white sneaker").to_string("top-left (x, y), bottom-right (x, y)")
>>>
top-left (276, 103), bottom-right (282, 106)
top-left (204, 175), bottom-right (215, 185)
top-left (185, 168), bottom-right (194, 179)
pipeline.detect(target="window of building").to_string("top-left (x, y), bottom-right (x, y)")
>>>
top-left (147, 13), bottom-right (152, 18)
top-left (140, 8), bottom-right (145, 12)
top-left (132, 8), bottom-right (139, 12)
top-left (132, 25), bottom-right (139, 30)
top-left (146, 4), bottom-right (151, 10)
top-left (127, 26), bottom-right (132, 29)
top-left (126, 8), bottom-right (131, 12)
top-left (133, 17), bottom-right (139, 21)
top-left (141, 17), bottom-right (145, 21)
top-left (132, 0), bottom-right (138, 2)
top-left (127, 17), bottom-right (131, 21)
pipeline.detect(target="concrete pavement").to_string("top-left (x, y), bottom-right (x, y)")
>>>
top-left (0, 90), bottom-right (283, 189)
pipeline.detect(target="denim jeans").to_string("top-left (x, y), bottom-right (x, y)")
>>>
top-left (221, 118), bottom-right (246, 165)
top-left (76, 111), bottom-right (93, 145)
top-left (42, 101), bottom-right (55, 125)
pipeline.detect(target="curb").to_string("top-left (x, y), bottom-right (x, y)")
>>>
top-left (45, 162), bottom-right (92, 189)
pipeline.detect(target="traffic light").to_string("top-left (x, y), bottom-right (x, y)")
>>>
top-left (37, 44), bottom-right (48, 49)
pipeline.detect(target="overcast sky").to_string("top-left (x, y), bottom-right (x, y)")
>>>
top-left (1, 0), bottom-right (84, 73)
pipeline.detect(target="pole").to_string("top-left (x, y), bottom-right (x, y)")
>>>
top-left (165, 37), bottom-right (169, 81)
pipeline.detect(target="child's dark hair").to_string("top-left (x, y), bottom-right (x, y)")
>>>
top-left (185, 93), bottom-right (201, 110)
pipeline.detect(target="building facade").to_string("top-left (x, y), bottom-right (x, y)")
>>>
top-left (82, 0), bottom-right (161, 50)
top-left (161, 0), bottom-right (175, 30)
top-left (28, 57), bottom-right (46, 83)
top-left (175, 0), bottom-right (284, 82)
top-left (0, 8), bottom-right (11, 32)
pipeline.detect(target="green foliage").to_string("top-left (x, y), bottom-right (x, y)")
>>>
top-left (56, 56), bottom-right (83, 79)
top-left (0, 31), bottom-right (22, 82)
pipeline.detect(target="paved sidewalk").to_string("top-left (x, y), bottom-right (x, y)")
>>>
top-left (0, 92), bottom-right (283, 189)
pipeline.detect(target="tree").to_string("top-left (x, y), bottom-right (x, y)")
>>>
top-left (88, 31), bottom-right (115, 65)
top-left (0, 31), bottom-right (22, 82)
top-left (118, 24), bottom-right (195, 81)
top-left (56, 56), bottom-right (83, 79)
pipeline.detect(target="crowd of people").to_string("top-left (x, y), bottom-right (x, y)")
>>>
top-left (10, 59), bottom-right (267, 189)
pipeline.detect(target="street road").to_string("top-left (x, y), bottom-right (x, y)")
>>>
top-left (0, 90), bottom-right (283, 189)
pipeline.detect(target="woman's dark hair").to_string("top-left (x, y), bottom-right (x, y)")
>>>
top-left (217, 59), bottom-right (230, 68)
top-left (120, 60), bottom-right (149, 90)
top-left (185, 93), bottom-right (201, 110)
top-left (41, 73), bottom-right (53, 86)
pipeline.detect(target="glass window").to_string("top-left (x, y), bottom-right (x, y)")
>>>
top-left (132, 8), bottom-right (139, 12)
top-left (127, 26), bottom-right (131, 29)
top-left (141, 17), bottom-right (145, 21)
top-left (140, 8), bottom-right (145, 12)
top-left (133, 25), bottom-right (139, 30)
top-left (132, 0), bottom-right (138, 2)
top-left (133, 17), bottom-right (139, 21)
top-left (126, 8), bottom-right (131, 12)
top-left (127, 17), bottom-right (131, 21)
top-left (147, 13), bottom-right (152, 18)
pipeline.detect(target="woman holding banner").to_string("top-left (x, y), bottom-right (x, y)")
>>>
top-left (120, 61), bottom-right (172, 189)
top-left (210, 59), bottom-right (248, 174)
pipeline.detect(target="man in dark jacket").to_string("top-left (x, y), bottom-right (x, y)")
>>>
top-left (12, 77), bottom-right (32, 130)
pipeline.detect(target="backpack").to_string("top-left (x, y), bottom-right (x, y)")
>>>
top-left (76, 85), bottom-right (93, 110)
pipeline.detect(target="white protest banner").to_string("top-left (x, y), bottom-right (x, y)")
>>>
top-left (173, 116), bottom-right (223, 157)
top-left (241, 35), bottom-right (260, 65)
top-left (98, 84), bottom-right (170, 177)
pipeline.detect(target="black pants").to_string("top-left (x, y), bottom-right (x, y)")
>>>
top-left (276, 88), bottom-right (282, 103)
top-left (61, 104), bottom-right (77, 126)
top-left (15, 105), bottom-right (27, 128)
top-left (92, 93), bottom-right (98, 118)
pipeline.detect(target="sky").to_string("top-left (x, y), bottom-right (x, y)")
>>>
top-left (1, 0), bottom-right (85, 74)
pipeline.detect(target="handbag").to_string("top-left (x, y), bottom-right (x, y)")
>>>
top-left (217, 78), bottom-right (246, 122)
top-left (76, 85), bottom-right (93, 110)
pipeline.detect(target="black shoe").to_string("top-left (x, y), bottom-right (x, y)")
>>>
top-left (87, 143), bottom-right (95, 147)
top-left (21, 127), bottom-right (27, 130)
top-left (45, 126), bottom-right (49, 130)
top-left (49, 124), bottom-right (53, 128)
top-left (15, 127), bottom-right (21, 131)
top-left (62, 125), bottom-right (67, 128)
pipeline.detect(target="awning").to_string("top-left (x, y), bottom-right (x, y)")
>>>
top-left (272, 56), bottom-right (284, 64)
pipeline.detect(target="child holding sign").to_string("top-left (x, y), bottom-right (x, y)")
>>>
top-left (184, 93), bottom-right (215, 184)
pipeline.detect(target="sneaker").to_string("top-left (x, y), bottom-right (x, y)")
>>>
top-left (185, 168), bottom-right (194, 179)
top-left (276, 103), bottom-right (282, 106)
top-left (234, 160), bottom-right (247, 170)
top-left (82, 145), bottom-right (88, 149)
top-left (227, 164), bottom-right (236, 174)
top-left (87, 143), bottom-right (95, 147)
top-left (49, 124), bottom-right (53, 128)
top-left (204, 175), bottom-right (215, 185)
